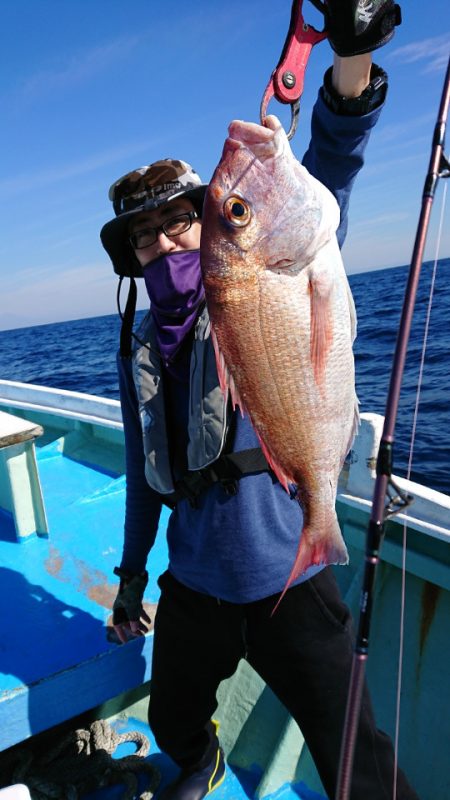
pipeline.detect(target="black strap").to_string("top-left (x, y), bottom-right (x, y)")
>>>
top-left (118, 276), bottom-right (137, 358)
top-left (161, 447), bottom-right (271, 509)
top-left (217, 448), bottom-right (269, 478)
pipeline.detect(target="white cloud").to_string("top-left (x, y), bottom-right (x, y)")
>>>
top-left (361, 150), bottom-right (428, 178)
top-left (0, 137), bottom-right (166, 197)
top-left (0, 99), bottom-right (218, 199)
top-left (376, 114), bottom-right (435, 145)
top-left (0, 259), bottom-right (150, 331)
top-left (20, 35), bottom-right (142, 101)
top-left (1, 261), bottom-right (115, 327)
top-left (389, 34), bottom-right (449, 73)
top-left (350, 211), bottom-right (410, 235)
top-left (344, 199), bottom-right (450, 274)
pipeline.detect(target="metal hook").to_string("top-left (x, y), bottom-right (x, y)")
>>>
top-left (260, 84), bottom-right (300, 140)
top-left (259, 0), bottom-right (327, 140)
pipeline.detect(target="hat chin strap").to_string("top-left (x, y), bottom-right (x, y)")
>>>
top-left (117, 276), bottom-right (137, 358)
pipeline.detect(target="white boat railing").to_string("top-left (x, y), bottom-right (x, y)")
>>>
top-left (339, 412), bottom-right (450, 543)
top-left (0, 380), bottom-right (123, 430)
top-left (1, 381), bottom-right (448, 541)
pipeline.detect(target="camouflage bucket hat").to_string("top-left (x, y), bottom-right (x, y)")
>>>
top-left (100, 158), bottom-right (207, 278)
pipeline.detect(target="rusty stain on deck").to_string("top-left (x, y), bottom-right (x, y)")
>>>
top-left (45, 546), bottom-right (120, 609)
top-left (88, 581), bottom-right (119, 609)
top-left (74, 557), bottom-right (113, 607)
top-left (45, 546), bottom-right (66, 580)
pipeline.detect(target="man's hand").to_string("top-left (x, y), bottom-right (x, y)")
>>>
top-left (323, 0), bottom-right (401, 57)
top-left (112, 568), bottom-right (151, 644)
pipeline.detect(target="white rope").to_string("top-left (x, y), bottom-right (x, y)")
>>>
top-left (392, 180), bottom-right (448, 800)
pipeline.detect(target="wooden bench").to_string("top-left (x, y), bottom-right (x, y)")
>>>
top-left (0, 410), bottom-right (49, 540)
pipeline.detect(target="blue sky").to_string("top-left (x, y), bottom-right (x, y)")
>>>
top-left (1, 1), bottom-right (449, 330)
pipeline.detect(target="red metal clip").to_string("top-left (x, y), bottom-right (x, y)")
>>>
top-left (260, 0), bottom-right (327, 139)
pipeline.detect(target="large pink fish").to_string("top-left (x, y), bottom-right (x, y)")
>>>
top-left (200, 115), bottom-right (359, 602)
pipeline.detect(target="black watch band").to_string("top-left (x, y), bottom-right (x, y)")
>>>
top-left (322, 64), bottom-right (388, 117)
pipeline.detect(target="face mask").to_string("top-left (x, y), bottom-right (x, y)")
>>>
top-left (142, 250), bottom-right (205, 375)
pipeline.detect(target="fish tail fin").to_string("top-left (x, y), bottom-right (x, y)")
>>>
top-left (271, 518), bottom-right (348, 616)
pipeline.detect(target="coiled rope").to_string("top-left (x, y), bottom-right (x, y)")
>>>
top-left (0, 719), bottom-right (160, 800)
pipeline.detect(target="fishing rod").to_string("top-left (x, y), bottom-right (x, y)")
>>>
top-left (336, 56), bottom-right (450, 800)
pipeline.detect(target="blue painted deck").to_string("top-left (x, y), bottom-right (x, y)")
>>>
top-left (0, 436), bottom-right (170, 750)
top-left (0, 409), bottom-right (330, 799)
top-left (0, 426), bottom-right (327, 798)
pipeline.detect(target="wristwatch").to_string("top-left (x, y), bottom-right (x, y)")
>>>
top-left (322, 63), bottom-right (388, 116)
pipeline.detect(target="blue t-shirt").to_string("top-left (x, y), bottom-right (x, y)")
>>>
top-left (117, 90), bottom-right (383, 602)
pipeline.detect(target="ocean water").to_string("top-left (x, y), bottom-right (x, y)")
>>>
top-left (0, 258), bottom-right (449, 496)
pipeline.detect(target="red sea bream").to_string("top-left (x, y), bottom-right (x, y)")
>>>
top-left (200, 115), bottom-right (359, 601)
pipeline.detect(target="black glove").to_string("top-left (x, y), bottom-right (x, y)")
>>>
top-left (112, 566), bottom-right (149, 626)
top-left (320, 0), bottom-right (402, 57)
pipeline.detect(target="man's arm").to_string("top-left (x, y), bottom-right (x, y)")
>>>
top-left (332, 53), bottom-right (372, 98)
top-left (113, 353), bottom-right (163, 642)
top-left (302, 0), bottom-right (401, 246)
top-left (117, 353), bottom-right (163, 573)
top-left (302, 52), bottom-right (387, 248)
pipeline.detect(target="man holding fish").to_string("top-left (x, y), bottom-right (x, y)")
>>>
top-left (101, 1), bottom-right (419, 798)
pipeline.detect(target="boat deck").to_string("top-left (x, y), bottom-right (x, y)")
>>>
top-left (1, 384), bottom-right (449, 799)
top-left (0, 437), bottom-right (329, 799)
top-left (0, 432), bottom-right (170, 752)
top-left (1, 700), bottom-right (326, 800)
top-left (86, 711), bottom-right (326, 800)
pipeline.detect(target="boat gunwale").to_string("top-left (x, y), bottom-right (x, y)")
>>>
top-left (0, 379), bottom-right (123, 430)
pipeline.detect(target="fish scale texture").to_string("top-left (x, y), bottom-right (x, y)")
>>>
top-left (201, 115), bottom-right (358, 589)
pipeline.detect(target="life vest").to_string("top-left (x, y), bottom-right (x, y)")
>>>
top-left (132, 307), bottom-right (270, 505)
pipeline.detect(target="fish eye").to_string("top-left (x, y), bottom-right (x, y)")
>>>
top-left (223, 196), bottom-right (251, 227)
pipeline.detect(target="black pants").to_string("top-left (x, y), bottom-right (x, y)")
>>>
top-left (149, 568), bottom-right (419, 800)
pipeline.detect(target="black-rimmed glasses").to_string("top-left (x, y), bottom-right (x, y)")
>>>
top-left (129, 211), bottom-right (198, 250)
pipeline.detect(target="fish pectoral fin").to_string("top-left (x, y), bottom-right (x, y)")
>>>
top-left (309, 274), bottom-right (334, 387)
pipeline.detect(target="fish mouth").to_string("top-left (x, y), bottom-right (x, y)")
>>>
top-left (222, 137), bottom-right (243, 156)
top-left (224, 119), bottom-right (283, 165)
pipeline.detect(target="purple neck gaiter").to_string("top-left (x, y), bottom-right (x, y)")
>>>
top-left (142, 250), bottom-right (204, 379)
